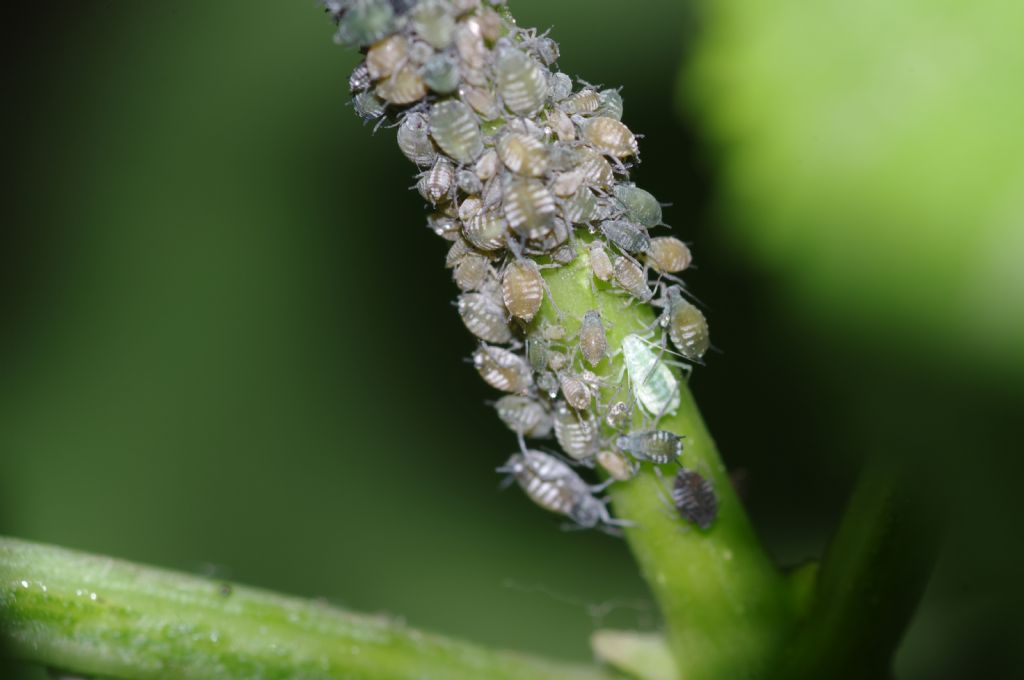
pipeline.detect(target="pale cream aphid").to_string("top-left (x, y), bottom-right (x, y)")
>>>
top-left (581, 116), bottom-right (639, 159)
top-left (574, 148), bottom-right (615, 189)
top-left (397, 112), bottom-right (438, 167)
top-left (547, 72), bottom-right (573, 101)
top-left (457, 170), bottom-right (483, 197)
top-left (546, 109), bottom-right (576, 142)
top-left (494, 395), bottom-right (553, 439)
top-left (579, 310), bottom-right (608, 366)
top-left (460, 85), bottom-right (500, 120)
top-left (501, 259), bottom-right (545, 322)
top-left (552, 401), bottom-right (599, 461)
top-left (422, 53), bottom-right (461, 94)
top-left (473, 344), bottom-right (533, 394)
top-left (444, 236), bottom-right (475, 268)
top-left (454, 16), bottom-right (488, 86)
top-left (612, 255), bottom-right (653, 302)
top-left (620, 333), bottom-right (681, 417)
top-left (417, 157), bottom-right (455, 204)
top-left (407, 40), bottom-right (436, 66)
top-left (464, 210), bottom-right (509, 251)
top-left (475, 149), bottom-right (501, 181)
top-left (429, 100), bottom-right (484, 164)
top-left (541, 321), bottom-right (567, 341)
top-left (502, 177), bottom-right (556, 239)
top-left (600, 219), bottom-right (651, 255)
top-left (494, 45), bottom-right (549, 116)
top-left (366, 34), bottom-right (408, 80)
top-left (376, 64), bottom-right (427, 105)
top-left (597, 449), bottom-right (635, 482)
top-left (605, 400), bottom-right (631, 429)
top-left (646, 236), bottom-right (692, 275)
top-left (613, 184), bottom-right (663, 228)
top-left (547, 350), bottom-right (568, 373)
top-left (558, 371), bottom-right (592, 411)
top-left (616, 429), bottom-right (683, 465)
top-left (562, 188), bottom-right (604, 225)
top-left (458, 291), bottom-right (513, 344)
top-left (663, 287), bottom-right (710, 361)
top-left (596, 88), bottom-right (624, 120)
top-left (552, 170), bottom-right (583, 198)
top-left (561, 88), bottom-right (601, 115)
top-left (453, 253), bottom-right (490, 291)
top-left (587, 241), bottom-right (614, 282)
top-left (497, 133), bottom-right (549, 177)
top-left (411, 0), bottom-right (456, 49)
top-left (349, 61), bottom-right (371, 93)
top-left (673, 468), bottom-right (717, 530)
top-left (429, 212), bottom-right (461, 241)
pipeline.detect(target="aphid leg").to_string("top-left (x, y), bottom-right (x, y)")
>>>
top-left (516, 431), bottom-right (530, 456)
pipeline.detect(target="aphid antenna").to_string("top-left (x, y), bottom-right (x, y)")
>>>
top-left (516, 432), bottom-right (530, 456)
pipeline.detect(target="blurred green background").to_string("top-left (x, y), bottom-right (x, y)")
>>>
top-left (3, 1), bottom-right (1022, 678)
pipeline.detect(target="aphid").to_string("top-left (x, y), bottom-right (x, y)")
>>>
top-left (429, 213), bottom-right (461, 240)
top-left (464, 210), bottom-right (509, 251)
top-left (616, 429), bottom-right (683, 465)
top-left (525, 336), bottom-right (549, 373)
top-left (646, 236), bottom-right (692, 274)
top-left (458, 292), bottom-right (512, 344)
top-left (445, 236), bottom-right (475, 268)
top-left (613, 184), bottom-right (662, 228)
top-left (349, 61), bottom-right (371, 92)
top-left (494, 395), bottom-right (552, 438)
top-left (581, 117), bottom-right (638, 159)
top-left (407, 39), bottom-right (436, 65)
top-left (476, 7), bottom-right (504, 41)
top-left (562, 188), bottom-right (604, 225)
top-left (501, 259), bottom-right (545, 322)
top-left (547, 72), bottom-right (573, 101)
top-left (587, 241), bottom-right (614, 282)
top-left (562, 89), bottom-right (600, 115)
top-left (534, 217), bottom-right (570, 253)
top-left (550, 243), bottom-right (577, 265)
top-left (495, 46), bottom-right (549, 116)
top-left (474, 149), bottom-right (500, 181)
top-left (541, 322), bottom-right (566, 341)
top-left (453, 254), bottom-right (490, 291)
top-left (664, 289), bottom-right (710, 361)
top-left (621, 333), bottom-right (681, 417)
top-left (536, 371), bottom-right (560, 399)
top-left (454, 18), bottom-right (488, 85)
top-left (552, 170), bottom-right (583, 198)
top-left (558, 371), bottom-right (592, 411)
top-left (334, 0), bottom-right (395, 48)
top-left (673, 468), bottom-right (717, 530)
top-left (497, 133), bottom-right (548, 177)
top-left (397, 112), bottom-right (437, 167)
top-left (473, 344), bottom-right (533, 394)
top-left (574, 148), bottom-right (614, 189)
top-left (456, 170), bottom-right (483, 196)
top-left (417, 157), bottom-right (454, 204)
top-left (499, 450), bottom-right (616, 529)
top-left (502, 177), bottom-right (556, 239)
top-left (429, 100), bottom-right (484, 164)
top-left (411, 0), bottom-right (455, 49)
top-left (422, 53), bottom-right (461, 94)
top-left (600, 219), bottom-right (651, 254)
top-left (596, 88), bottom-right (624, 120)
top-left (612, 256), bottom-right (653, 302)
top-left (546, 109), bottom-right (576, 142)
top-left (578, 310), bottom-right (608, 366)
top-left (353, 91), bottom-right (387, 120)
top-left (376, 64), bottom-right (428, 105)
top-left (547, 350), bottom-right (568, 372)
top-left (366, 34), bottom-right (408, 80)
top-left (481, 175), bottom-right (503, 208)
top-left (552, 401), bottom-right (599, 461)
top-left (597, 449), bottom-right (635, 481)
top-left (460, 85), bottom-right (500, 120)
top-left (532, 37), bottom-right (560, 66)
top-left (605, 400), bottom-right (631, 429)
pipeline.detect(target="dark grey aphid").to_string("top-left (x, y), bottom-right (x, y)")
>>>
top-left (600, 219), bottom-right (651, 254)
top-left (672, 468), bottom-right (717, 530)
top-left (616, 430), bottom-right (683, 465)
top-left (499, 450), bottom-right (619, 529)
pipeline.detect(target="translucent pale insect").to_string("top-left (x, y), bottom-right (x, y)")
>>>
top-left (547, 72), bottom-right (573, 101)
top-left (664, 288), bottom-right (710, 361)
top-left (600, 219), bottom-right (651, 254)
top-left (612, 256), bottom-right (653, 302)
top-left (646, 236), bottom-right (692, 274)
top-left (587, 241), bottom-right (614, 282)
top-left (366, 34), bottom-right (408, 79)
top-left (532, 37), bottom-right (560, 66)
top-left (429, 100), bottom-right (484, 164)
top-left (495, 396), bottom-right (552, 439)
top-left (613, 184), bottom-right (662, 228)
top-left (458, 292), bottom-right (512, 344)
top-left (552, 170), bottom-right (583, 197)
top-left (558, 371), bottom-right (592, 411)
top-left (475, 149), bottom-right (500, 181)
top-left (552, 401), bottom-right (599, 461)
top-left (333, 0), bottom-right (395, 48)
top-left (605, 400), bottom-right (631, 429)
top-left (423, 53), bottom-right (461, 94)
top-left (579, 310), bottom-right (608, 366)
top-left (621, 333), bottom-right (680, 417)
top-left (473, 344), bottom-right (532, 394)
top-left (501, 260), bottom-right (545, 322)
top-left (574, 148), bottom-right (614, 189)
top-left (562, 89), bottom-right (600, 115)
top-left (454, 17), bottom-right (487, 85)
top-left (460, 85), bottom-right (500, 119)
top-left (453, 254), bottom-right (489, 291)
top-left (581, 117), bottom-right (638, 159)
top-left (349, 61), bottom-right (371, 92)
top-left (596, 88), bottom-right (624, 120)
top-left (502, 177), bottom-right (556, 239)
top-left (417, 157), bottom-right (454, 204)
top-left (616, 429), bottom-right (683, 465)
top-left (499, 450), bottom-right (617, 529)
top-left (563, 188), bottom-right (606, 225)
top-left (412, 0), bottom-right (455, 49)
top-left (546, 108), bottom-right (576, 142)
top-left (463, 210), bottom-right (508, 251)
top-left (375, 64), bottom-right (427, 105)
top-left (497, 133), bottom-right (548, 177)
top-left (353, 91), bottom-right (387, 120)
top-left (597, 449), bottom-right (635, 481)
top-left (525, 336), bottom-right (549, 373)
top-left (397, 112), bottom-right (437, 167)
top-left (495, 46), bottom-right (548, 116)
top-left (673, 468), bottom-right (717, 530)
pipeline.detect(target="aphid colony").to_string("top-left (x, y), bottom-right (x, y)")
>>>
top-left (326, 0), bottom-right (714, 531)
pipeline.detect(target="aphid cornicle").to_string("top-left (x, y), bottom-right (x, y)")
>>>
top-left (497, 133), bottom-right (548, 177)
top-left (473, 344), bottom-right (533, 394)
top-left (673, 468), bottom-right (718, 530)
top-left (495, 46), bottom-right (549, 116)
top-left (664, 288), bottom-right (710, 361)
top-left (587, 241), bottom-right (614, 282)
top-left (613, 184), bottom-right (663, 229)
top-left (397, 112), bottom-right (437, 167)
top-left (579, 310), bottom-right (608, 366)
top-left (558, 371), bottom-right (592, 411)
top-left (494, 395), bottom-right (552, 439)
top-left (612, 256), bottom-right (653, 302)
top-left (429, 100), bottom-right (484, 164)
top-left (621, 333), bottom-right (681, 417)
top-left (646, 236), bottom-right (692, 274)
top-left (366, 34), bottom-right (408, 80)
top-left (502, 177), bottom-right (556, 239)
top-left (501, 259), bottom-right (545, 322)
top-left (499, 450), bottom-right (616, 529)
top-left (600, 219), bottom-right (651, 255)
top-left (552, 401), bottom-right (599, 461)
top-left (417, 157), bottom-right (454, 204)
top-left (616, 429), bottom-right (683, 465)
top-left (457, 292), bottom-right (512, 344)
top-left (581, 116), bottom-right (639, 159)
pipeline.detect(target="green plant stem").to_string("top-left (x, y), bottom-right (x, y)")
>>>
top-left (539, 246), bottom-right (794, 679)
top-left (0, 537), bottom-right (618, 680)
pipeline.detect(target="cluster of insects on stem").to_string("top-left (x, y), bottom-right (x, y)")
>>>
top-left (327, 0), bottom-right (716, 533)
